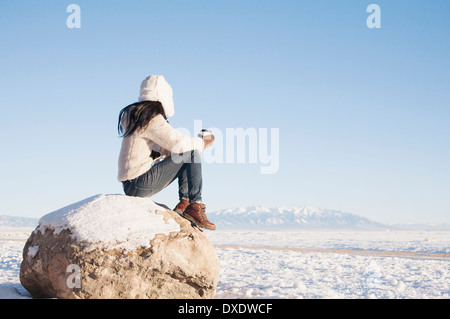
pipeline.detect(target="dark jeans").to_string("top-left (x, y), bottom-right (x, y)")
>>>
top-left (122, 150), bottom-right (202, 203)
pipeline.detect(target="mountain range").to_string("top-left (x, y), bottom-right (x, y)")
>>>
top-left (207, 206), bottom-right (450, 231)
top-left (1, 206), bottom-right (449, 231)
top-left (0, 215), bottom-right (39, 228)
top-left (207, 206), bottom-right (386, 230)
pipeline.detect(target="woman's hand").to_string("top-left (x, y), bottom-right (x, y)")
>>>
top-left (202, 134), bottom-right (215, 149)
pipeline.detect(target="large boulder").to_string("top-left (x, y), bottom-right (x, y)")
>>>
top-left (19, 194), bottom-right (220, 299)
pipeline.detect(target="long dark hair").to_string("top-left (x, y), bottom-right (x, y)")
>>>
top-left (118, 101), bottom-right (165, 137)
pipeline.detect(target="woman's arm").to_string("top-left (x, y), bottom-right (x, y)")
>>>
top-left (143, 114), bottom-right (205, 154)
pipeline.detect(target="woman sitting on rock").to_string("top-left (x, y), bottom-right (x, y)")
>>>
top-left (117, 75), bottom-right (216, 230)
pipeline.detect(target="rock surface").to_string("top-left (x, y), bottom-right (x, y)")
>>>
top-left (19, 194), bottom-right (220, 299)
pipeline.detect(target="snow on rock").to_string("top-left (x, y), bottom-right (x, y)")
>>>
top-left (26, 246), bottom-right (39, 258)
top-left (35, 194), bottom-right (180, 251)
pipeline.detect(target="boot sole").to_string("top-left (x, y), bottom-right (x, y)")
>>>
top-left (182, 213), bottom-right (216, 231)
top-left (174, 208), bottom-right (183, 216)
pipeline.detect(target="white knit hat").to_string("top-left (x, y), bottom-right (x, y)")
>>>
top-left (138, 75), bottom-right (175, 118)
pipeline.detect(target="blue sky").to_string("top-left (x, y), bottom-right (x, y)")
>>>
top-left (0, 1), bottom-right (449, 223)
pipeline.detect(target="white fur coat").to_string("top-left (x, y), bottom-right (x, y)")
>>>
top-left (118, 114), bottom-right (204, 182)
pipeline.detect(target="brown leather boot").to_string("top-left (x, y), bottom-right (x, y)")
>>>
top-left (173, 198), bottom-right (189, 215)
top-left (183, 202), bottom-right (216, 230)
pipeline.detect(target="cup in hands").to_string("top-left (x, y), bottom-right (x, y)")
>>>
top-left (199, 129), bottom-right (214, 149)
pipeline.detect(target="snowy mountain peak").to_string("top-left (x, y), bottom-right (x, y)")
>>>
top-left (208, 206), bottom-right (386, 230)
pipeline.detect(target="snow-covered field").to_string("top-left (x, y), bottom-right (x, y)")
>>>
top-left (206, 230), bottom-right (449, 299)
top-left (1, 227), bottom-right (449, 299)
